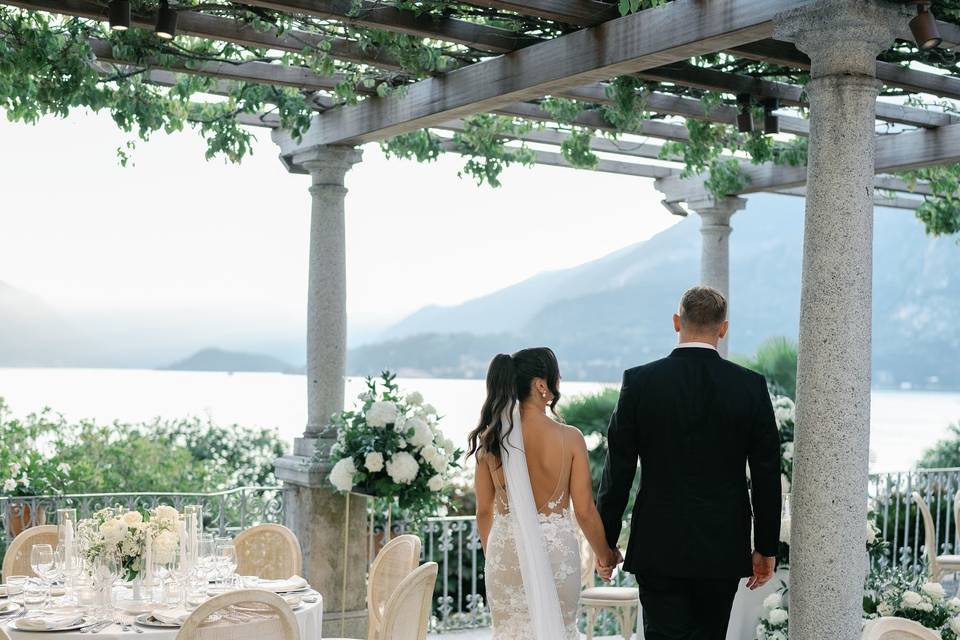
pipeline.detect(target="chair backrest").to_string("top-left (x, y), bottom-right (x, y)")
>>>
top-left (1, 525), bottom-right (58, 581)
top-left (954, 490), bottom-right (960, 549)
top-left (862, 617), bottom-right (941, 640)
top-left (911, 492), bottom-right (940, 579)
top-left (0, 625), bottom-right (10, 640)
top-left (176, 589), bottom-right (300, 640)
top-left (233, 524), bottom-right (302, 580)
top-left (379, 562), bottom-right (438, 640)
top-left (368, 534), bottom-right (422, 640)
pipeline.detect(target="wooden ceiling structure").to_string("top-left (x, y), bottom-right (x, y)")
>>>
top-left (5, 0), bottom-right (960, 212)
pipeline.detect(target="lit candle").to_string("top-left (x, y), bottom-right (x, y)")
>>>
top-left (144, 529), bottom-right (153, 589)
top-left (178, 518), bottom-right (187, 567)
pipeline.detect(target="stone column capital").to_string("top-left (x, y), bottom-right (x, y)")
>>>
top-left (774, 0), bottom-right (908, 78)
top-left (687, 196), bottom-right (747, 227)
top-left (288, 145), bottom-right (363, 186)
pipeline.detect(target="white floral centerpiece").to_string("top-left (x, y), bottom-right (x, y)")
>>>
top-left (323, 372), bottom-right (462, 520)
top-left (76, 506), bottom-right (181, 582)
top-left (755, 589), bottom-right (789, 640)
top-left (864, 570), bottom-right (960, 639)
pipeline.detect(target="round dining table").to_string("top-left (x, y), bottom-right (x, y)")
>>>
top-left (4, 596), bottom-right (323, 640)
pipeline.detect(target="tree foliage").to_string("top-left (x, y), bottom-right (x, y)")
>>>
top-left (733, 336), bottom-right (799, 400)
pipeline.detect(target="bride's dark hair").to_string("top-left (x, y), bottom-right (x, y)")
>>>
top-left (467, 347), bottom-right (561, 463)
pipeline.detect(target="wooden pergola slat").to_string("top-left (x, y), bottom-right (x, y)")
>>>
top-left (461, 0), bottom-right (619, 26)
top-left (273, 0), bottom-right (814, 151)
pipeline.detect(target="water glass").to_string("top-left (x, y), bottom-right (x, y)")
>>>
top-left (217, 543), bottom-right (237, 589)
top-left (6, 575), bottom-right (27, 606)
top-left (30, 544), bottom-right (55, 606)
top-left (23, 579), bottom-right (46, 609)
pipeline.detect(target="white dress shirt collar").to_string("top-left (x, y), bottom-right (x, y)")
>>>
top-left (676, 341), bottom-right (718, 351)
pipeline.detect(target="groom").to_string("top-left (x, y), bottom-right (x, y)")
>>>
top-left (596, 286), bottom-right (782, 640)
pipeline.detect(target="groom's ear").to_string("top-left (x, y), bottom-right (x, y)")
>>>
top-left (718, 319), bottom-right (729, 339)
top-left (672, 313), bottom-right (682, 333)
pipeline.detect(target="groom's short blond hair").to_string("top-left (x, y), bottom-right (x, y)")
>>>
top-left (678, 286), bottom-right (727, 329)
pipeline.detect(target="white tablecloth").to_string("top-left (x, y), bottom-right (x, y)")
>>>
top-left (5, 597), bottom-right (322, 640)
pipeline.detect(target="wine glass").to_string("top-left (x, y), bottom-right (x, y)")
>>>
top-left (198, 533), bottom-right (216, 582)
top-left (30, 544), bottom-right (55, 607)
top-left (216, 543), bottom-right (237, 590)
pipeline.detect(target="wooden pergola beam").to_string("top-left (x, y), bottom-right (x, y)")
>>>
top-left (636, 62), bottom-right (960, 129)
top-left (461, 0), bottom-right (619, 26)
top-left (236, 0), bottom-right (537, 53)
top-left (274, 0), bottom-right (815, 151)
top-left (0, 0), bottom-right (407, 71)
top-left (492, 101), bottom-right (692, 142)
top-left (731, 39), bottom-right (960, 102)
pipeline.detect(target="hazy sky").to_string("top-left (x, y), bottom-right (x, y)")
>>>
top-left (0, 110), bottom-right (677, 345)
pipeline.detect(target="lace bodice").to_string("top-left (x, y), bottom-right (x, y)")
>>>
top-left (484, 427), bottom-right (580, 640)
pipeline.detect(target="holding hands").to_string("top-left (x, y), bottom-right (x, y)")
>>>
top-left (595, 546), bottom-right (623, 582)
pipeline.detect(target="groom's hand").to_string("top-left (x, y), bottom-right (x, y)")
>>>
top-left (595, 548), bottom-right (622, 582)
top-left (746, 551), bottom-right (776, 590)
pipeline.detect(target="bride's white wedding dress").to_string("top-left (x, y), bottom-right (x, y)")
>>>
top-left (484, 427), bottom-right (581, 640)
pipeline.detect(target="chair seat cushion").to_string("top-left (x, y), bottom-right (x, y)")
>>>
top-left (580, 586), bottom-right (640, 601)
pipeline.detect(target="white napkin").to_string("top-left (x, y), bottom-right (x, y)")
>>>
top-left (152, 606), bottom-right (192, 626)
top-left (256, 575), bottom-right (308, 593)
top-left (15, 611), bottom-right (85, 630)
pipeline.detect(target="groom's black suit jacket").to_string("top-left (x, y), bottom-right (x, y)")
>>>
top-left (596, 346), bottom-right (782, 579)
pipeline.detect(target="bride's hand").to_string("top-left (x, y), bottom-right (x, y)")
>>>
top-left (595, 547), bottom-right (622, 581)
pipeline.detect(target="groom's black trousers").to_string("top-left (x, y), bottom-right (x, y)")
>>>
top-left (635, 574), bottom-right (740, 640)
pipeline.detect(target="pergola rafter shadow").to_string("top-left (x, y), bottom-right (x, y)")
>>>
top-left (3, 1), bottom-right (960, 639)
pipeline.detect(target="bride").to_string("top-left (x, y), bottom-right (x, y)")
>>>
top-left (469, 347), bottom-right (619, 640)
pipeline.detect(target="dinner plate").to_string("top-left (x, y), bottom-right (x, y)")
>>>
top-left (0, 602), bottom-right (22, 616)
top-left (9, 617), bottom-right (88, 632)
top-left (135, 613), bottom-right (181, 628)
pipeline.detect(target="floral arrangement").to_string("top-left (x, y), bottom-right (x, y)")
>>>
top-left (324, 372), bottom-right (462, 520)
top-left (756, 588), bottom-right (789, 640)
top-left (863, 569), bottom-right (960, 639)
top-left (771, 394), bottom-right (795, 495)
top-left (76, 506), bottom-right (181, 581)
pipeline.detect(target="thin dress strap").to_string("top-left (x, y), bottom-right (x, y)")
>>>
top-left (537, 427), bottom-right (570, 513)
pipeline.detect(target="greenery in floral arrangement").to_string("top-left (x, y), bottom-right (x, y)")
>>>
top-left (325, 372), bottom-right (463, 522)
top-left (76, 505), bottom-right (181, 582)
top-left (863, 569), bottom-right (960, 639)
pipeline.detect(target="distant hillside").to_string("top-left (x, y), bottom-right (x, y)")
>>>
top-left (0, 281), bottom-right (93, 366)
top-left (164, 348), bottom-right (297, 373)
top-left (349, 193), bottom-right (960, 388)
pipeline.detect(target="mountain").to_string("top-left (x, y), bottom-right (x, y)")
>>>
top-left (0, 281), bottom-right (93, 366)
top-left (349, 193), bottom-right (960, 388)
top-left (164, 348), bottom-right (297, 373)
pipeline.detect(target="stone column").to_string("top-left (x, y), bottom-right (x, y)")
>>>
top-left (774, 3), bottom-right (906, 639)
top-left (687, 196), bottom-right (746, 357)
top-left (272, 143), bottom-right (369, 638)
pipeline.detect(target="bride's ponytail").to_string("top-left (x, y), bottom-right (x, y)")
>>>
top-left (467, 348), bottom-right (561, 463)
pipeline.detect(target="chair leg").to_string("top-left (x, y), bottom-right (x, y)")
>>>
top-left (618, 605), bottom-right (633, 640)
top-left (586, 607), bottom-right (596, 640)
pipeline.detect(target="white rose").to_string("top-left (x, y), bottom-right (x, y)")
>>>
top-left (364, 452), bottom-right (384, 473)
top-left (781, 474), bottom-right (791, 494)
top-left (949, 615), bottom-right (960, 634)
top-left (406, 391), bottom-right (424, 406)
top-left (366, 401), bottom-right (398, 428)
top-left (782, 442), bottom-right (794, 461)
top-left (442, 437), bottom-right (456, 453)
top-left (329, 458), bottom-right (357, 492)
top-left (57, 462), bottom-right (71, 475)
top-left (922, 582), bottom-right (946, 601)
top-left (779, 518), bottom-right (791, 545)
top-left (755, 624), bottom-right (766, 640)
top-left (407, 417), bottom-right (433, 449)
top-left (421, 404), bottom-right (437, 416)
top-left (9, 463), bottom-right (20, 476)
top-left (2, 478), bottom-right (16, 493)
top-left (866, 521), bottom-right (879, 544)
top-left (100, 518), bottom-right (127, 545)
top-left (153, 505), bottom-right (179, 524)
top-left (427, 475), bottom-right (444, 492)
top-left (877, 601), bottom-right (895, 617)
top-left (770, 632), bottom-right (787, 640)
top-left (122, 511), bottom-right (144, 526)
top-left (947, 597), bottom-right (960, 613)
top-left (763, 593), bottom-right (782, 610)
top-left (918, 601), bottom-right (934, 612)
top-left (430, 453), bottom-right (447, 473)
top-left (767, 608), bottom-right (788, 625)
top-left (18, 473), bottom-right (28, 488)
top-left (386, 452), bottom-right (419, 485)
top-left (901, 591), bottom-right (923, 609)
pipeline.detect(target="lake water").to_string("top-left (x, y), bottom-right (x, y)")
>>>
top-left (0, 367), bottom-right (958, 473)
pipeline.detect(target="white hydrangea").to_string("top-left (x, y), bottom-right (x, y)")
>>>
top-left (100, 518), bottom-right (127, 545)
top-left (947, 597), bottom-right (960, 613)
top-left (153, 530), bottom-right (179, 565)
top-left (427, 475), bottom-right (444, 492)
top-left (421, 445), bottom-right (448, 473)
top-left (406, 391), bottom-right (424, 406)
top-left (153, 505), bottom-right (179, 525)
top-left (9, 463), bottom-right (20, 476)
top-left (396, 437), bottom-right (407, 450)
top-left (2, 478), bottom-right (16, 493)
top-left (386, 452), bottom-right (419, 485)
top-left (762, 593), bottom-right (782, 610)
top-left (366, 401), bottom-right (399, 428)
top-left (770, 632), bottom-right (786, 640)
top-left (877, 601), bottom-right (894, 617)
top-left (358, 391), bottom-right (374, 402)
top-left (949, 615), bottom-right (960, 634)
top-left (922, 582), bottom-right (946, 601)
top-left (407, 417), bottom-right (433, 449)
top-left (866, 521), bottom-right (879, 544)
top-left (420, 404), bottom-right (437, 417)
top-left (18, 473), bottom-right (29, 488)
top-left (364, 452), bottom-right (384, 473)
top-left (755, 624), bottom-right (766, 640)
top-left (122, 511), bottom-right (143, 527)
top-left (773, 397), bottom-right (795, 425)
top-left (57, 462), bottom-right (71, 475)
top-left (442, 437), bottom-right (456, 454)
top-left (901, 591), bottom-right (923, 609)
top-left (767, 608), bottom-right (788, 625)
top-left (329, 458), bottom-right (357, 492)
